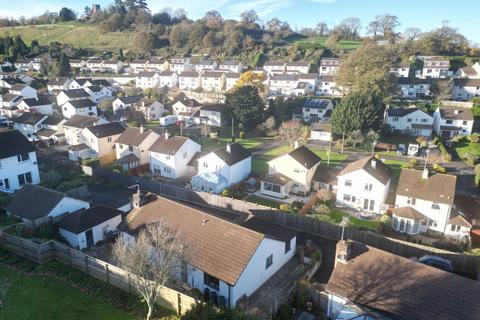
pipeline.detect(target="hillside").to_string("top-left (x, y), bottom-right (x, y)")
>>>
top-left (0, 23), bottom-right (136, 52)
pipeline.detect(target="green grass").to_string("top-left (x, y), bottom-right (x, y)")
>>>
top-left (329, 210), bottom-right (380, 230)
top-left (0, 24), bottom-right (136, 51)
top-left (199, 137), bottom-right (264, 153)
top-left (292, 36), bottom-right (362, 51)
top-left (379, 134), bottom-right (418, 148)
top-left (311, 149), bottom-right (349, 167)
top-left (244, 195), bottom-right (282, 208)
top-left (455, 142), bottom-right (480, 158)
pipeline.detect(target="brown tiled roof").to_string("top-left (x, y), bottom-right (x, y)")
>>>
top-left (63, 115), bottom-right (100, 128)
top-left (392, 206), bottom-right (427, 220)
top-left (326, 241), bottom-right (480, 320)
top-left (449, 215), bottom-right (472, 228)
top-left (148, 135), bottom-right (189, 155)
top-left (241, 216), bottom-right (296, 242)
top-left (438, 107), bottom-right (474, 121)
top-left (396, 169), bottom-right (456, 205)
top-left (311, 123), bottom-right (332, 132)
top-left (116, 127), bottom-right (155, 147)
top-left (124, 196), bottom-right (264, 285)
top-left (339, 157), bottom-right (392, 185)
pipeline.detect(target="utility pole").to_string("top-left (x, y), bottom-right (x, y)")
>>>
top-left (327, 139), bottom-right (331, 166)
top-left (231, 117), bottom-right (235, 143)
top-left (180, 122), bottom-right (183, 137)
top-left (341, 131), bottom-right (345, 154)
top-left (371, 140), bottom-right (377, 158)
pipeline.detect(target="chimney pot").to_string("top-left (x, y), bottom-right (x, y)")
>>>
top-left (454, 109), bottom-right (459, 115)
top-left (294, 141), bottom-right (299, 149)
top-left (140, 125), bottom-right (144, 133)
top-left (226, 143), bottom-right (231, 154)
top-left (335, 240), bottom-right (352, 265)
top-left (165, 131), bottom-right (169, 140)
top-left (371, 158), bottom-right (377, 169)
top-left (422, 168), bottom-right (429, 180)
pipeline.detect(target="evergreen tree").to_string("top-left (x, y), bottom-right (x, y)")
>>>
top-left (30, 40), bottom-right (41, 55)
top-left (58, 53), bottom-right (71, 77)
top-left (225, 85), bottom-right (265, 130)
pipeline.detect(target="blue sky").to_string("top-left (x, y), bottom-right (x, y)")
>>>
top-left (1, 0), bottom-right (479, 44)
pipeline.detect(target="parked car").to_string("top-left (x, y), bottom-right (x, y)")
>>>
top-left (418, 255), bottom-right (454, 272)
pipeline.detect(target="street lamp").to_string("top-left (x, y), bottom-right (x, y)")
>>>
top-left (340, 216), bottom-right (350, 241)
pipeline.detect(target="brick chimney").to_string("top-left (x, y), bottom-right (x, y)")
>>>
top-left (335, 240), bottom-right (352, 266)
top-left (165, 131), bottom-right (169, 140)
top-left (226, 143), bottom-right (231, 154)
top-left (294, 140), bottom-right (299, 149)
top-left (132, 189), bottom-right (145, 209)
top-left (371, 158), bottom-right (377, 169)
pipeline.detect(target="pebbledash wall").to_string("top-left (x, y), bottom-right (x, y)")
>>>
top-left (92, 166), bottom-right (480, 277)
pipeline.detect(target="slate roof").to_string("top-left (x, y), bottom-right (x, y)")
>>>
top-left (9, 83), bottom-right (28, 91)
top-left (21, 97), bottom-right (52, 107)
top-left (396, 169), bottom-right (456, 205)
top-left (225, 72), bottom-right (241, 79)
top-left (12, 112), bottom-right (47, 125)
top-left (312, 165), bottom-right (340, 185)
top-left (202, 71), bottom-right (225, 78)
top-left (42, 115), bottom-right (64, 126)
top-left (0, 130), bottom-right (36, 159)
top-left (138, 71), bottom-right (158, 77)
top-left (85, 85), bottom-right (103, 92)
top-left (61, 89), bottom-right (90, 99)
top-left (148, 135), bottom-right (189, 155)
top-left (117, 95), bottom-right (142, 105)
top-left (66, 184), bottom-right (135, 209)
top-left (86, 122), bottom-right (125, 138)
top-left (271, 74), bottom-right (298, 81)
top-left (201, 104), bottom-right (225, 112)
top-left (392, 206), bottom-right (428, 220)
top-left (66, 99), bottom-right (96, 109)
top-left (261, 173), bottom-right (292, 186)
top-left (3, 184), bottom-right (65, 220)
top-left (387, 107), bottom-right (422, 117)
top-left (57, 206), bottom-right (122, 234)
top-left (287, 145), bottom-right (321, 169)
top-left (68, 143), bottom-right (90, 151)
top-left (37, 128), bottom-right (57, 138)
top-left (438, 107), bottom-right (474, 121)
top-left (123, 196), bottom-right (264, 286)
top-left (211, 143), bottom-right (251, 166)
top-left (311, 123), bottom-right (332, 132)
top-left (287, 61), bottom-right (309, 67)
top-left (326, 241), bottom-right (480, 320)
top-left (2, 93), bottom-right (22, 103)
top-left (63, 115), bottom-right (100, 128)
top-left (241, 216), bottom-right (296, 242)
top-left (264, 61), bottom-right (285, 67)
top-left (47, 77), bottom-right (69, 86)
top-left (179, 71), bottom-right (199, 78)
top-left (339, 157), bottom-right (392, 185)
top-left (116, 127), bottom-right (154, 146)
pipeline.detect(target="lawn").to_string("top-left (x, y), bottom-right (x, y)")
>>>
top-left (330, 210), bottom-right (381, 230)
top-left (454, 141), bottom-right (480, 158)
top-left (379, 134), bottom-right (418, 149)
top-left (244, 195), bottom-right (282, 209)
top-left (0, 252), bottom-right (174, 320)
top-left (200, 137), bottom-right (264, 153)
top-left (292, 36), bottom-right (362, 51)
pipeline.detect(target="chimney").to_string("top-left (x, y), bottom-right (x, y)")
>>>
top-left (132, 189), bottom-right (145, 209)
top-left (294, 141), bottom-right (299, 149)
top-left (165, 131), bottom-right (169, 140)
top-left (335, 240), bottom-right (352, 266)
top-left (422, 168), bottom-right (429, 180)
top-left (226, 143), bottom-right (231, 154)
top-left (454, 109), bottom-right (459, 115)
top-left (371, 158), bottom-right (377, 169)
top-left (140, 125), bottom-right (144, 133)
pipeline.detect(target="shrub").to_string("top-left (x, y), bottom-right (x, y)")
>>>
top-left (239, 131), bottom-right (245, 139)
top-left (380, 214), bottom-right (391, 224)
top-left (463, 153), bottom-right (479, 166)
top-left (291, 201), bottom-right (304, 211)
top-left (451, 134), bottom-right (467, 143)
top-left (433, 163), bottom-right (447, 174)
top-left (416, 136), bottom-right (427, 145)
top-left (475, 174), bottom-right (480, 188)
top-left (408, 158), bottom-right (419, 168)
top-left (279, 204), bottom-right (292, 212)
top-left (468, 133), bottom-right (480, 143)
top-left (438, 142), bottom-right (452, 162)
top-left (335, 139), bottom-right (344, 151)
top-left (221, 189), bottom-right (231, 197)
top-left (475, 164), bottom-right (480, 175)
top-left (313, 204), bottom-right (331, 215)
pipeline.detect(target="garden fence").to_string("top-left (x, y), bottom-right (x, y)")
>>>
top-left (0, 232), bottom-right (197, 314)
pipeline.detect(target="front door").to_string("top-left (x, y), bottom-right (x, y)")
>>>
top-left (85, 229), bottom-right (94, 248)
top-left (363, 199), bottom-right (369, 210)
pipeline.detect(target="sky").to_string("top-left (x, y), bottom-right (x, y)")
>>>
top-left (1, 0), bottom-right (479, 44)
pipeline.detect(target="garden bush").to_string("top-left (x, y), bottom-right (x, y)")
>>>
top-left (313, 204), bottom-right (331, 215)
top-left (451, 134), bottom-right (467, 143)
top-left (433, 163), bottom-right (447, 174)
top-left (438, 142), bottom-right (452, 162)
top-left (239, 131), bottom-right (245, 139)
top-left (408, 158), bottom-right (419, 168)
top-left (462, 153), bottom-right (479, 166)
top-left (468, 133), bottom-right (480, 143)
top-left (279, 204), bottom-right (292, 212)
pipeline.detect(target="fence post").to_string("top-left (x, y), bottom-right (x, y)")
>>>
top-left (85, 256), bottom-right (89, 275)
top-left (105, 264), bottom-right (110, 284)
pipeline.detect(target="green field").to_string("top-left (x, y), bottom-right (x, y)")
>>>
top-left (455, 142), bottom-right (480, 158)
top-left (0, 24), bottom-right (136, 51)
top-left (293, 36), bottom-right (362, 51)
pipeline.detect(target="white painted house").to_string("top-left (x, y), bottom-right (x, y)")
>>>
top-left (397, 78), bottom-right (433, 98)
top-left (261, 145), bottom-right (321, 198)
top-left (318, 58), bottom-right (340, 76)
top-left (268, 74), bottom-right (298, 96)
top-left (194, 60), bottom-right (217, 72)
top-left (310, 123), bottom-right (332, 142)
top-left (57, 89), bottom-right (91, 107)
top-left (47, 77), bottom-right (72, 93)
top-left (112, 95), bottom-right (142, 115)
top-left (201, 71), bottom-right (225, 92)
top-left (158, 71), bottom-right (178, 88)
top-left (421, 56), bottom-right (450, 79)
top-left (225, 73), bottom-right (241, 91)
top-left (83, 85), bottom-right (112, 103)
top-left (63, 115), bottom-right (106, 146)
top-left (62, 99), bottom-right (97, 119)
top-left (178, 71), bottom-right (201, 91)
top-left (17, 97), bottom-right (53, 115)
top-left (286, 61), bottom-right (310, 74)
top-left (336, 157), bottom-right (392, 214)
top-left (133, 99), bottom-right (165, 121)
top-left (122, 196), bottom-right (296, 309)
top-left (135, 71), bottom-right (161, 89)
top-left (218, 61), bottom-right (242, 73)
top-left (58, 206), bottom-right (123, 249)
top-left (129, 60), bottom-right (149, 73)
top-left (198, 104), bottom-right (225, 127)
top-left (149, 133), bottom-right (201, 179)
top-left (0, 130), bottom-right (40, 193)
top-left (390, 63), bottom-right (410, 78)
top-left (9, 84), bottom-right (37, 99)
top-left (316, 76), bottom-right (342, 96)
top-left (453, 78), bottom-right (480, 100)
top-left (385, 107), bottom-right (434, 136)
top-left (455, 62), bottom-right (480, 79)
top-left (192, 143), bottom-right (251, 194)
top-left (392, 169), bottom-right (466, 240)
top-left (13, 113), bottom-right (49, 141)
top-left (263, 62), bottom-right (286, 75)
top-left (302, 98), bottom-right (334, 123)
top-left (433, 107), bottom-right (474, 139)
top-left (115, 127), bottom-right (160, 168)
top-left (3, 184), bottom-right (90, 226)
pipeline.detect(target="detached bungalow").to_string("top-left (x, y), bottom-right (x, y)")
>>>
top-left (121, 196), bottom-right (296, 309)
top-left (58, 205), bottom-right (123, 249)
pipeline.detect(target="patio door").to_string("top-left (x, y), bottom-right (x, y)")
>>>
top-left (363, 199), bottom-right (375, 211)
top-left (85, 229), bottom-right (94, 248)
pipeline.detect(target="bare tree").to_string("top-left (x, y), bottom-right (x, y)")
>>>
top-left (338, 17), bottom-right (362, 40)
top-left (276, 120), bottom-right (309, 147)
top-left (112, 221), bottom-right (183, 320)
top-left (201, 124), bottom-right (211, 138)
top-left (316, 21), bottom-right (329, 36)
top-left (347, 129), bottom-right (364, 149)
top-left (431, 79), bottom-right (453, 102)
top-left (403, 27), bottom-right (422, 41)
top-left (367, 14), bottom-right (400, 41)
